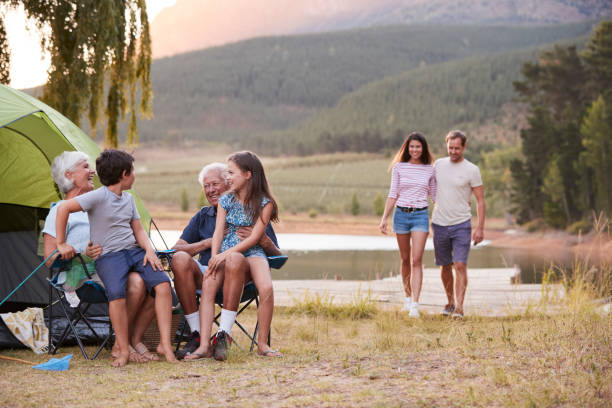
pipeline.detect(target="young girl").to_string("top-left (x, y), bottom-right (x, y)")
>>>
top-left (379, 132), bottom-right (436, 318)
top-left (207, 151), bottom-right (280, 359)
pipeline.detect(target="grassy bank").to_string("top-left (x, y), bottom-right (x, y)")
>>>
top-left (132, 148), bottom-right (392, 216)
top-left (1, 300), bottom-right (610, 407)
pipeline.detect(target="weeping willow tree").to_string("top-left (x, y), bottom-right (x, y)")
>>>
top-left (0, 0), bottom-right (152, 147)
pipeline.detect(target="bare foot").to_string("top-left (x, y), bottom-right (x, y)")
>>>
top-left (112, 352), bottom-right (129, 368)
top-left (183, 345), bottom-right (212, 361)
top-left (110, 344), bottom-right (120, 360)
top-left (157, 344), bottom-right (178, 363)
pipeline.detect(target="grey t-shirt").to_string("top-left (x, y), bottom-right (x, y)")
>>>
top-left (76, 186), bottom-right (140, 255)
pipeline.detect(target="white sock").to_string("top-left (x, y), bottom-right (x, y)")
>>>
top-left (185, 311), bottom-right (200, 334)
top-left (411, 301), bottom-right (419, 309)
top-left (218, 309), bottom-right (237, 334)
top-left (405, 297), bottom-right (412, 306)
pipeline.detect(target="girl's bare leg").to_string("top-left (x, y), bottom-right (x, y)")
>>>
top-left (247, 257), bottom-right (278, 355)
top-left (396, 233), bottom-right (412, 297)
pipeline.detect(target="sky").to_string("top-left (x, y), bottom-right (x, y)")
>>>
top-left (3, 0), bottom-right (176, 89)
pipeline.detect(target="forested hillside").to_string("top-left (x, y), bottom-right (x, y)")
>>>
top-left (245, 43), bottom-right (585, 156)
top-left (130, 22), bottom-right (594, 147)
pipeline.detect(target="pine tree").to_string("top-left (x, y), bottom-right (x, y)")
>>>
top-left (580, 96), bottom-right (612, 213)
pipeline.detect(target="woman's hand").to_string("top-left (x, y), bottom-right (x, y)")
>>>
top-left (143, 248), bottom-right (163, 272)
top-left (85, 241), bottom-right (103, 260)
top-left (56, 242), bottom-right (76, 260)
top-left (379, 219), bottom-right (388, 235)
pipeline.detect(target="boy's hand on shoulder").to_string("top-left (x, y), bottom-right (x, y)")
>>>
top-left (57, 243), bottom-right (76, 260)
top-left (144, 248), bottom-right (163, 272)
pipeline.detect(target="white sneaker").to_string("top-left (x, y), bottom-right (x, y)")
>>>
top-left (402, 297), bottom-right (412, 311)
top-left (409, 304), bottom-right (420, 318)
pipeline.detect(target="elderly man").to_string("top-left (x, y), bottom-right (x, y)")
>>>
top-left (432, 130), bottom-right (486, 318)
top-left (172, 163), bottom-right (280, 359)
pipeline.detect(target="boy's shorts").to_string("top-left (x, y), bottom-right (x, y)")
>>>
top-left (95, 247), bottom-right (170, 301)
top-left (432, 219), bottom-right (472, 266)
top-left (393, 207), bottom-right (430, 234)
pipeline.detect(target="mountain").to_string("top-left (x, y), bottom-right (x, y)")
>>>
top-left (150, 0), bottom-right (610, 58)
top-left (130, 22), bottom-right (594, 148)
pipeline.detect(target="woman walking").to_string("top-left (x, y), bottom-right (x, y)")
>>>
top-left (379, 132), bottom-right (436, 317)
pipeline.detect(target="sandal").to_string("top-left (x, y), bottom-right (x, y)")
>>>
top-left (134, 342), bottom-right (160, 361)
top-left (128, 346), bottom-right (147, 363)
top-left (259, 349), bottom-right (283, 358)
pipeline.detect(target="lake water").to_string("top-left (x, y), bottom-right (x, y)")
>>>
top-left (152, 231), bottom-right (574, 284)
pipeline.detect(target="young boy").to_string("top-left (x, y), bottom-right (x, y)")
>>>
top-left (56, 149), bottom-right (177, 367)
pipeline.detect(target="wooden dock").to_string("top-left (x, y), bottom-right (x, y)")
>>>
top-left (273, 267), bottom-right (548, 316)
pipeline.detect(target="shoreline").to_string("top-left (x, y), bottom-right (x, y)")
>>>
top-left (149, 207), bottom-right (611, 259)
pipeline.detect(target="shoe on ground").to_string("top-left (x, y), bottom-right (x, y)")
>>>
top-left (451, 311), bottom-right (464, 319)
top-left (442, 304), bottom-right (455, 316)
top-left (402, 298), bottom-right (412, 311)
top-left (409, 305), bottom-right (420, 318)
top-left (175, 331), bottom-right (200, 360)
top-left (212, 330), bottom-right (232, 361)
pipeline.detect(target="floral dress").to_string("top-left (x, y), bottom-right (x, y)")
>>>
top-left (219, 192), bottom-right (269, 258)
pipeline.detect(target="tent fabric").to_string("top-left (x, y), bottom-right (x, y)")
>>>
top-left (0, 84), bottom-right (152, 311)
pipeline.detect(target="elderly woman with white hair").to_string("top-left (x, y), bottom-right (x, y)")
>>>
top-left (42, 151), bottom-right (158, 363)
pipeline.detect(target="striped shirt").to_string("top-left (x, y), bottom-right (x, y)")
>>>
top-left (388, 162), bottom-right (436, 208)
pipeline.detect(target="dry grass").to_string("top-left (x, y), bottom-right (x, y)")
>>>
top-left (1, 300), bottom-right (610, 407)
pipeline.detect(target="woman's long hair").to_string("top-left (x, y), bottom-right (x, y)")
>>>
top-left (228, 151), bottom-right (279, 224)
top-left (388, 132), bottom-right (433, 171)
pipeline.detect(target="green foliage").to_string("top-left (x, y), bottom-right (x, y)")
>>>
top-left (580, 96), bottom-right (612, 212)
top-left (0, 0), bottom-right (152, 148)
top-left (308, 208), bottom-right (318, 218)
top-left (373, 193), bottom-right (385, 217)
top-left (510, 22), bottom-right (612, 228)
top-left (0, 18), bottom-right (8, 84)
top-left (287, 289), bottom-right (377, 320)
top-left (350, 192), bottom-right (360, 216)
top-left (130, 22), bottom-right (593, 150)
top-left (180, 186), bottom-right (189, 212)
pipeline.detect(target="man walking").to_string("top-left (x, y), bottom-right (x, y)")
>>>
top-left (432, 130), bottom-right (486, 318)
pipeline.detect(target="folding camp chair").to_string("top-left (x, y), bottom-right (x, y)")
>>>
top-left (47, 254), bottom-right (112, 360)
top-left (175, 255), bottom-right (288, 352)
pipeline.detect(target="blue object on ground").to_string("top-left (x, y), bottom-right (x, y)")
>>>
top-left (33, 354), bottom-right (72, 371)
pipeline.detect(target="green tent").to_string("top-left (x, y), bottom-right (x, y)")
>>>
top-left (0, 84), bottom-right (152, 309)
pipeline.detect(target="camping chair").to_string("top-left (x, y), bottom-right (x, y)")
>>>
top-left (175, 255), bottom-right (288, 352)
top-left (47, 254), bottom-right (112, 360)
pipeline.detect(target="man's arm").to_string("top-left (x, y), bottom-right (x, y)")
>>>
top-left (172, 238), bottom-right (212, 257)
top-left (472, 185), bottom-right (486, 245)
top-left (236, 226), bottom-right (281, 256)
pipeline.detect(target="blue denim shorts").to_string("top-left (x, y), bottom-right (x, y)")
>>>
top-left (392, 208), bottom-right (430, 234)
top-left (432, 219), bottom-right (472, 266)
top-left (95, 247), bottom-right (170, 301)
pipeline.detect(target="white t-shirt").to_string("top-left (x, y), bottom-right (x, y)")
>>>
top-left (432, 157), bottom-right (482, 226)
